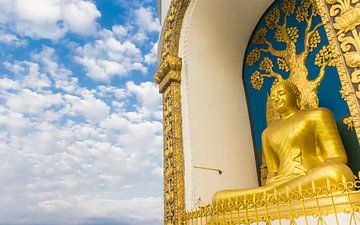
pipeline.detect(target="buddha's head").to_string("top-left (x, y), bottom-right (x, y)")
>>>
top-left (270, 80), bottom-right (301, 113)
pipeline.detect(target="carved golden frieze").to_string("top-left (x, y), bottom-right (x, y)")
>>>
top-left (155, 55), bottom-right (182, 93)
top-left (160, 0), bottom-right (191, 63)
top-left (315, 0), bottom-right (360, 141)
top-left (155, 1), bottom-right (190, 225)
top-left (163, 82), bottom-right (185, 225)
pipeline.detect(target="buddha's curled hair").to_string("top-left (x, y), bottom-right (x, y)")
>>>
top-left (271, 79), bottom-right (301, 100)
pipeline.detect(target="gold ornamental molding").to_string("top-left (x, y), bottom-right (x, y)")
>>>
top-left (159, 0), bottom-right (191, 63)
top-left (315, 0), bottom-right (360, 141)
top-left (154, 1), bottom-right (191, 225)
top-left (155, 55), bottom-right (182, 93)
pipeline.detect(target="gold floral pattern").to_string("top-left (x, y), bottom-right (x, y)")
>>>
top-left (315, 45), bottom-right (336, 67)
top-left (281, 0), bottom-right (296, 16)
top-left (275, 28), bottom-right (285, 42)
top-left (309, 30), bottom-right (321, 52)
top-left (278, 58), bottom-right (290, 72)
top-left (252, 27), bottom-right (267, 45)
top-left (315, 0), bottom-right (360, 140)
top-left (287, 27), bottom-right (299, 42)
top-left (250, 71), bottom-right (264, 90)
top-left (265, 7), bottom-right (281, 30)
top-left (246, 48), bottom-right (261, 66)
top-left (296, 4), bottom-right (309, 21)
top-left (343, 116), bottom-right (354, 130)
top-left (260, 57), bottom-right (274, 73)
top-left (333, 4), bottom-right (360, 34)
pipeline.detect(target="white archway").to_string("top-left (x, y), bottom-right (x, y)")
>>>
top-left (178, 0), bottom-right (273, 209)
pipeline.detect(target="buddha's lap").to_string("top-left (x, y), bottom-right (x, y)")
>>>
top-left (212, 162), bottom-right (354, 203)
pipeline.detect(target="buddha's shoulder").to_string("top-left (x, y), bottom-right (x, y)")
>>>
top-left (300, 107), bottom-right (334, 119)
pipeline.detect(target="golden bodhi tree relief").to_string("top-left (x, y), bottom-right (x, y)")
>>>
top-left (246, 0), bottom-right (336, 111)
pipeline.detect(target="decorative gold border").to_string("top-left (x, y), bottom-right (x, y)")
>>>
top-left (315, 0), bottom-right (360, 142)
top-left (154, 1), bottom-right (190, 225)
top-left (184, 181), bottom-right (360, 224)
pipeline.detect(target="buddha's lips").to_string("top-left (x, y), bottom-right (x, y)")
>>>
top-left (273, 101), bottom-right (283, 108)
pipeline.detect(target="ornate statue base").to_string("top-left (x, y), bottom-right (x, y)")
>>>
top-left (213, 162), bottom-right (355, 204)
top-left (183, 181), bottom-right (360, 225)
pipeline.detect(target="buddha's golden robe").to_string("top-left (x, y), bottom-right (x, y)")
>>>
top-left (213, 108), bottom-right (354, 203)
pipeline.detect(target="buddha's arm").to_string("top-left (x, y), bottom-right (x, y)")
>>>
top-left (315, 109), bottom-right (347, 164)
top-left (262, 132), bottom-right (279, 184)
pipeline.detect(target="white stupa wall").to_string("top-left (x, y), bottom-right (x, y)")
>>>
top-left (177, 0), bottom-right (274, 209)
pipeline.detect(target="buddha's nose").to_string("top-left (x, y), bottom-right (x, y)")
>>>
top-left (272, 95), bottom-right (280, 102)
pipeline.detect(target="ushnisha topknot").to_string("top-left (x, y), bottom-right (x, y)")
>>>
top-left (271, 79), bottom-right (301, 100)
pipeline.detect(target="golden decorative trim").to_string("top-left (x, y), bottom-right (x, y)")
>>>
top-left (155, 1), bottom-right (191, 225)
top-left (163, 82), bottom-right (185, 225)
top-left (315, 0), bottom-right (360, 142)
top-left (155, 55), bottom-right (182, 93)
top-left (184, 180), bottom-right (360, 225)
top-left (160, 0), bottom-right (191, 62)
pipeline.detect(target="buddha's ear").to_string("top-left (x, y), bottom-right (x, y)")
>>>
top-left (296, 94), bottom-right (302, 109)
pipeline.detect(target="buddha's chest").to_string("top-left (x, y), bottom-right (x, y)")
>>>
top-left (267, 116), bottom-right (316, 157)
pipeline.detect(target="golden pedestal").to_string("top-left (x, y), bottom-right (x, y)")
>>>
top-left (184, 181), bottom-right (360, 225)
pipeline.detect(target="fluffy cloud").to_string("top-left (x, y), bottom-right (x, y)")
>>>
top-left (145, 42), bottom-right (158, 65)
top-left (0, 47), bottom-right (163, 225)
top-left (0, 33), bottom-right (27, 46)
top-left (134, 7), bottom-right (161, 33)
top-left (75, 26), bottom-right (148, 82)
top-left (62, 1), bottom-right (100, 35)
top-left (0, 0), bottom-right (101, 40)
top-left (6, 88), bottom-right (63, 114)
top-left (132, 7), bottom-right (160, 43)
top-left (126, 81), bottom-right (162, 120)
top-left (74, 13), bottom-right (160, 82)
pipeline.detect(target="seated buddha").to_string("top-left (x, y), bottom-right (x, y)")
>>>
top-left (213, 80), bottom-right (355, 203)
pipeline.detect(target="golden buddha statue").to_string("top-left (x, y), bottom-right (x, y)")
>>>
top-left (213, 80), bottom-right (355, 203)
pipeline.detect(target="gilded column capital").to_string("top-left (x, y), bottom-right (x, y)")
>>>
top-left (155, 55), bottom-right (182, 93)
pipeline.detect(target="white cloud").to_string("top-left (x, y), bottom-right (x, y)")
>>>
top-left (145, 42), bottom-right (158, 65)
top-left (0, 0), bottom-right (101, 40)
top-left (0, 77), bottom-right (19, 90)
top-left (31, 46), bottom-right (78, 93)
top-left (0, 110), bottom-right (32, 134)
top-left (134, 7), bottom-right (161, 33)
top-left (126, 81), bottom-right (162, 120)
top-left (63, 1), bottom-right (100, 35)
top-left (0, 33), bottom-right (27, 46)
top-left (6, 88), bottom-right (63, 114)
top-left (131, 7), bottom-right (160, 44)
top-left (72, 95), bottom-right (110, 124)
top-left (112, 25), bottom-right (127, 37)
top-left (0, 46), bottom-right (163, 224)
top-left (4, 61), bottom-right (52, 91)
top-left (75, 27), bottom-right (147, 82)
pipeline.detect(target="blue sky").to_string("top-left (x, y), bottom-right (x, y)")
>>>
top-left (0, 0), bottom-right (163, 224)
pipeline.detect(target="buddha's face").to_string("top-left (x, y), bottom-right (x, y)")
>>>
top-left (270, 83), bottom-right (298, 113)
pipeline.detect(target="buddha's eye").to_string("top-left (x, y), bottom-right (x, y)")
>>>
top-left (278, 90), bottom-right (286, 95)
